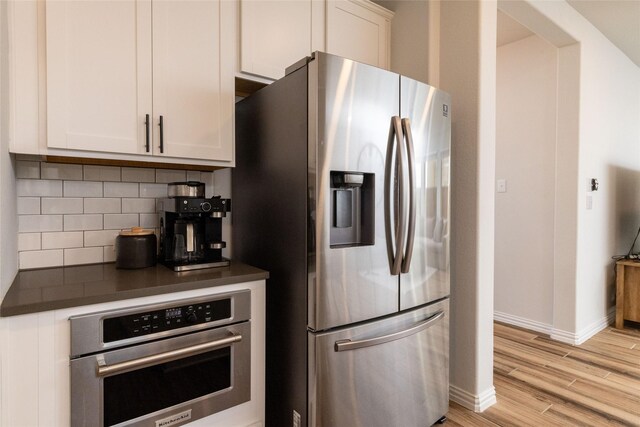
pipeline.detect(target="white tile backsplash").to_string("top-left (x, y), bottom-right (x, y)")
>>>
top-left (19, 249), bottom-right (64, 270)
top-left (18, 233), bottom-right (41, 251)
top-left (104, 246), bottom-right (116, 263)
top-left (64, 214), bottom-right (103, 231)
top-left (16, 161), bottom-right (40, 179)
top-left (41, 162), bottom-right (83, 180)
top-left (64, 181), bottom-right (103, 198)
top-left (64, 247), bottom-right (103, 266)
top-left (103, 214), bottom-right (139, 230)
top-left (156, 169), bottom-right (186, 183)
top-left (139, 183), bottom-right (168, 198)
top-left (15, 161), bottom-right (230, 269)
top-left (140, 213), bottom-right (159, 228)
top-left (83, 165), bottom-right (121, 182)
top-left (122, 167), bottom-right (155, 183)
top-left (42, 197), bottom-right (83, 214)
top-left (104, 182), bottom-right (139, 198)
top-left (122, 198), bottom-right (155, 213)
top-left (84, 230), bottom-right (119, 247)
top-left (84, 198), bottom-right (121, 214)
top-left (17, 197), bottom-right (41, 215)
top-left (42, 231), bottom-right (84, 249)
top-left (17, 179), bottom-right (63, 197)
top-left (19, 215), bottom-right (63, 233)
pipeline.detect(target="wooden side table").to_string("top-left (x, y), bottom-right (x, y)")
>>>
top-left (615, 260), bottom-right (640, 328)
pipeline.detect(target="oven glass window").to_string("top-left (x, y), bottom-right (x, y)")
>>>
top-left (103, 347), bottom-right (231, 426)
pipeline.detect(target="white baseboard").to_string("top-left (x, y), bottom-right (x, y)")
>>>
top-left (449, 384), bottom-right (496, 412)
top-left (493, 311), bottom-right (553, 336)
top-left (551, 308), bottom-right (614, 345)
top-left (494, 309), bottom-right (614, 346)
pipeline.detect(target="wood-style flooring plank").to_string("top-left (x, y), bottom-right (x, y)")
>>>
top-left (445, 323), bottom-right (640, 427)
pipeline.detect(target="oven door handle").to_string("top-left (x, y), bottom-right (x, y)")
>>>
top-left (96, 333), bottom-right (242, 377)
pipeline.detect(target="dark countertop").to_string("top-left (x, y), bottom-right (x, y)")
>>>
top-left (0, 261), bottom-right (269, 317)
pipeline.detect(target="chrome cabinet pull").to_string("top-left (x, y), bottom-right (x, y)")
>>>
top-left (384, 116), bottom-right (405, 276)
top-left (400, 118), bottom-right (416, 273)
top-left (159, 115), bottom-right (165, 153)
top-left (145, 114), bottom-right (150, 153)
top-left (96, 333), bottom-right (241, 377)
top-left (334, 311), bottom-right (444, 352)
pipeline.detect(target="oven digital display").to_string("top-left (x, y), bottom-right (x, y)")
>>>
top-left (165, 308), bottom-right (182, 319)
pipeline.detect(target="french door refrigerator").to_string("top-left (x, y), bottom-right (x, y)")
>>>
top-left (233, 52), bottom-right (451, 427)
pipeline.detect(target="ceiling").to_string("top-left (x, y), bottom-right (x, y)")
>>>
top-left (497, 1), bottom-right (640, 67)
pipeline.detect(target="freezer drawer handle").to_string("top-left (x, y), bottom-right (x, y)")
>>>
top-left (334, 311), bottom-right (444, 352)
top-left (96, 333), bottom-right (242, 377)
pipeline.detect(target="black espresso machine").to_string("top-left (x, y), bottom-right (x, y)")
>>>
top-left (158, 181), bottom-right (231, 271)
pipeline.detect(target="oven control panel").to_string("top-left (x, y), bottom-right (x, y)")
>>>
top-left (103, 298), bottom-right (231, 343)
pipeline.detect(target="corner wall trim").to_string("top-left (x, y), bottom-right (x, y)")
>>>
top-left (551, 309), bottom-right (614, 345)
top-left (449, 384), bottom-right (497, 412)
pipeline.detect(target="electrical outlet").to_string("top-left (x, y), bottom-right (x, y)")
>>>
top-left (293, 410), bottom-right (301, 427)
top-left (496, 179), bottom-right (507, 193)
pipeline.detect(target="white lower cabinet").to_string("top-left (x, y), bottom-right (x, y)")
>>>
top-left (0, 281), bottom-right (266, 427)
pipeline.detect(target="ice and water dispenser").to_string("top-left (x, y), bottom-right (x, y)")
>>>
top-left (330, 171), bottom-right (374, 247)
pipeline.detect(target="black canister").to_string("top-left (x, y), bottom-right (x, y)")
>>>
top-left (115, 227), bottom-right (157, 269)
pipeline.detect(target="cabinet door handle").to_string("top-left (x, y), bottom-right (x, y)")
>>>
top-left (159, 115), bottom-right (164, 154)
top-left (144, 114), bottom-right (150, 153)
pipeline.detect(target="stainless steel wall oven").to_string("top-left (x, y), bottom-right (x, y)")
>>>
top-left (70, 290), bottom-right (251, 427)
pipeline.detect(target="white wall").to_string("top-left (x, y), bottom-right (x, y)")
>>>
top-left (494, 34), bottom-right (557, 330)
top-left (0, 0), bottom-right (17, 299)
top-left (440, 0), bottom-right (497, 412)
top-left (375, 0), bottom-right (429, 83)
top-left (500, 0), bottom-right (640, 343)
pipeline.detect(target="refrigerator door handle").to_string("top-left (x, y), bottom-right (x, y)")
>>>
top-left (400, 118), bottom-right (417, 273)
top-left (384, 116), bottom-right (405, 275)
top-left (334, 311), bottom-right (444, 352)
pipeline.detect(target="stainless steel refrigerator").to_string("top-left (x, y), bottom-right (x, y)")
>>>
top-left (233, 52), bottom-right (451, 427)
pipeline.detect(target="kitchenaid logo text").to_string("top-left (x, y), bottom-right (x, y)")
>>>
top-left (155, 409), bottom-right (192, 427)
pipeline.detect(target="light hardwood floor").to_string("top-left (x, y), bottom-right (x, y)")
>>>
top-left (445, 322), bottom-right (640, 426)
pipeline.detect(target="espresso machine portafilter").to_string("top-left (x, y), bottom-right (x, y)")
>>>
top-left (158, 182), bottom-right (231, 272)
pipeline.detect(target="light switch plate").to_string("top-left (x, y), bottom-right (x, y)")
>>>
top-left (497, 179), bottom-right (507, 193)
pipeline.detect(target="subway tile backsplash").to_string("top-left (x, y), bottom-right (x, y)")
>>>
top-left (16, 161), bottom-right (223, 270)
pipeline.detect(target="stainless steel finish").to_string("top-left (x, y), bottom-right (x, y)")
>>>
top-left (208, 242), bottom-right (226, 250)
top-left (311, 53), bottom-right (400, 331)
top-left (400, 118), bottom-right (417, 274)
top-left (186, 223), bottom-right (195, 252)
top-left (334, 310), bottom-right (443, 352)
top-left (384, 116), bottom-right (404, 276)
top-left (211, 212), bottom-right (225, 218)
top-left (70, 290), bottom-right (250, 356)
top-left (308, 300), bottom-right (449, 427)
top-left (399, 77), bottom-right (451, 310)
top-left (167, 181), bottom-right (205, 198)
top-left (71, 322), bottom-right (251, 427)
top-left (97, 333), bottom-right (242, 377)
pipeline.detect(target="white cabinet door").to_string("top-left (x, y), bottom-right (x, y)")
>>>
top-left (240, 0), bottom-right (314, 80)
top-left (326, 0), bottom-right (392, 69)
top-left (153, 1), bottom-right (233, 161)
top-left (46, 0), bottom-right (153, 155)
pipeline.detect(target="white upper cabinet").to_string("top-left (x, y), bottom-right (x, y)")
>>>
top-left (239, 0), bottom-right (321, 81)
top-left (44, 0), bottom-right (234, 164)
top-left (237, 0), bottom-right (392, 82)
top-left (326, 0), bottom-right (393, 70)
top-left (46, 1), bottom-right (153, 155)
